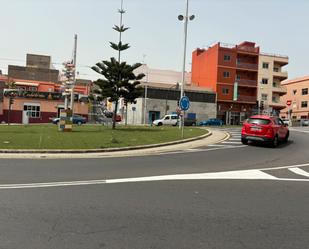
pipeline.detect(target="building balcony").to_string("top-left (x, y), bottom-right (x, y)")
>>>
top-left (237, 79), bottom-right (257, 87)
top-left (236, 46), bottom-right (259, 54)
top-left (273, 70), bottom-right (288, 80)
top-left (237, 95), bottom-right (257, 103)
top-left (236, 62), bottom-right (258, 71)
top-left (269, 100), bottom-right (286, 109)
top-left (272, 85), bottom-right (287, 95)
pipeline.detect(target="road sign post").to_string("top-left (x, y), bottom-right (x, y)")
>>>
top-left (179, 96), bottom-right (190, 139)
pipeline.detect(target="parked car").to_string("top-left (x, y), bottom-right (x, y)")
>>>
top-left (282, 119), bottom-right (291, 126)
top-left (241, 115), bottom-right (289, 147)
top-left (300, 119), bottom-right (309, 126)
top-left (184, 118), bottom-right (197, 126)
top-left (153, 114), bottom-right (179, 126)
top-left (52, 115), bottom-right (87, 125)
top-left (199, 118), bottom-right (223, 126)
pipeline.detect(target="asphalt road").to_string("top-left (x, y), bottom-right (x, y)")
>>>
top-left (0, 128), bottom-right (308, 248)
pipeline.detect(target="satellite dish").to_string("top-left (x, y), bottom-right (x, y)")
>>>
top-left (189, 15), bottom-right (195, 21)
top-left (178, 15), bottom-right (184, 21)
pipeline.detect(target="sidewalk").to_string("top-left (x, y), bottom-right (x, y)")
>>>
top-left (0, 129), bottom-right (228, 159)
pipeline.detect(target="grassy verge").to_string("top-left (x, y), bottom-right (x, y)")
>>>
top-left (0, 125), bottom-right (208, 150)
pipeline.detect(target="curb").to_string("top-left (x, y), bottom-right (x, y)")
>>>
top-left (0, 131), bottom-right (212, 154)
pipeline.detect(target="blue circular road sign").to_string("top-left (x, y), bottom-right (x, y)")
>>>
top-left (179, 96), bottom-right (190, 111)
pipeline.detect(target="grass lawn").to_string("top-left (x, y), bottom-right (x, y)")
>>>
top-left (0, 125), bottom-right (208, 150)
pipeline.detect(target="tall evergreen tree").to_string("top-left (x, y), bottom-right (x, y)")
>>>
top-left (92, 0), bottom-right (144, 129)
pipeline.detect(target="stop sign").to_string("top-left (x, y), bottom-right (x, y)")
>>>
top-left (286, 100), bottom-right (292, 106)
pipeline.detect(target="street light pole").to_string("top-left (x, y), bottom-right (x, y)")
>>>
top-left (178, 0), bottom-right (194, 132)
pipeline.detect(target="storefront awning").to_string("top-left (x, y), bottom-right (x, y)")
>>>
top-left (15, 82), bottom-right (39, 87)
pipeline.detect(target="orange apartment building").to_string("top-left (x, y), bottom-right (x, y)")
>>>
top-left (191, 41), bottom-right (260, 124)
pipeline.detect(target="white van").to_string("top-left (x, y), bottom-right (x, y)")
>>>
top-left (153, 114), bottom-right (179, 126)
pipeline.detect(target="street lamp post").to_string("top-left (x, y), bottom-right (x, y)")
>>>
top-left (178, 0), bottom-right (194, 131)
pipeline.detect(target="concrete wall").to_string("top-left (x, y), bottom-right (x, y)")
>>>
top-left (124, 97), bottom-right (216, 125)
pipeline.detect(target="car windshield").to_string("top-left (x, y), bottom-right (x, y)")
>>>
top-left (247, 118), bottom-right (271, 125)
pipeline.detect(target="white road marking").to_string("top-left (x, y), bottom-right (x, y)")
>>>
top-left (207, 144), bottom-right (232, 147)
top-left (106, 170), bottom-right (277, 184)
top-left (0, 164), bottom-right (309, 190)
top-left (0, 169), bottom-right (276, 190)
top-left (221, 141), bottom-right (242, 144)
top-left (288, 167), bottom-right (309, 177)
top-left (229, 138), bottom-right (241, 141)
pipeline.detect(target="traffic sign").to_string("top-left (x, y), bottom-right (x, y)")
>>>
top-left (286, 100), bottom-right (292, 106)
top-left (179, 96), bottom-right (190, 111)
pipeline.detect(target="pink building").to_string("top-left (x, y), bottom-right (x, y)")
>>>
top-left (280, 76), bottom-right (309, 120)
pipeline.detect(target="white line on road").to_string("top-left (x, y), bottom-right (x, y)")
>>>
top-left (221, 141), bottom-right (242, 144)
top-left (0, 163), bottom-right (308, 190)
top-left (288, 167), bottom-right (309, 177)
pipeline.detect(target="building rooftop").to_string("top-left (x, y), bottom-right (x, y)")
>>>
top-left (134, 64), bottom-right (191, 85)
top-left (140, 82), bottom-right (214, 93)
top-left (281, 76), bottom-right (309, 85)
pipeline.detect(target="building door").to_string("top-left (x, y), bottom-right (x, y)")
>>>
top-left (22, 110), bottom-right (29, 124)
top-left (57, 107), bottom-right (64, 117)
top-left (149, 111), bottom-right (160, 124)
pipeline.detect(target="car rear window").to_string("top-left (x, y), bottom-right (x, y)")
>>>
top-left (247, 118), bottom-right (271, 125)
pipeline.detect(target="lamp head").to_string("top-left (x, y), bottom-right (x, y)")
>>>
top-left (178, 15), bottom-right (184, 21)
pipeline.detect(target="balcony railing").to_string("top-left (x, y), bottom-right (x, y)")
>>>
top-left (270, 100), bottom-right (286, 107)
top-left (237, 95), bottom-right (257, 103)
top-left (237, 62), bottom-right (258, 71)
top-left (273, 70), bottom-right (288, 79)
top-left (236, 46), bottom-right (259, 54)
top-left (272, 85), bottom-right (287, 94)
top-left (237, 79), bottom-right (257, 87)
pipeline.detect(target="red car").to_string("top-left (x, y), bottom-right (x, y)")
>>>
top-left (241, 115), bottom-right (289, 147)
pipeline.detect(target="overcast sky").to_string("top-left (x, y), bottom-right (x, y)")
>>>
top-left (0, 0), bottom-right (308, 80)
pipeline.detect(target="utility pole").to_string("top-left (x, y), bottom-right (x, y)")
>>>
top-left (178, 0), bottom-right (195, 134)
top-left (70, 34), bottom-right (78, 111)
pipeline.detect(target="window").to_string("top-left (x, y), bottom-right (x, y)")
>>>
top-left (23, 105), bottom-right (40, 118)
top-left (293, 89), bottom-right (297, 95)
top-left (164, 116), bottom-right (170, 120)
top-left (262, 62), bottom-right (269, 69)
top-left (302, 88), bottom-right (308, 95)
top-left (261, 78), bottom-right (268, 84)
top-left (301, 101), bottom-right (308, 108)
top-left (261, 94), bottom-right (268, 101)
top-left (247, 118), bottom-right (271, 125)
top-left (236, 75), bottom-right (241, 80)
top-left (223, 71), bottom-right (230, 78)
top-left (272, 96), bottom-right (278, 103)
top-left (224, 55), bottom-right (231, 61)
top-left (222, 88), bottom-right (229, 95)
top-left (171, 115), bottom-right (178, 120)
top-left (18, 87), bottom-right (26, 91)
top-left (29, 87), bottom-right (37, 92)
top-left (273, 67), bottom-right (279, 72)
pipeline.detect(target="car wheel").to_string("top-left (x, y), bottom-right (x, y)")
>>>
top-left (158, 122), bottom-right (163, 126)
top-left (284, 131), bottom-right (289, 143)
top-left (241, 138), bottom-right (248, 145)
top-left (77, 121), bottom-right (82, 126)
top-left (192, 122), bottom-right (196, 126)
top-left (272, 135), bottom-right (279, 148)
